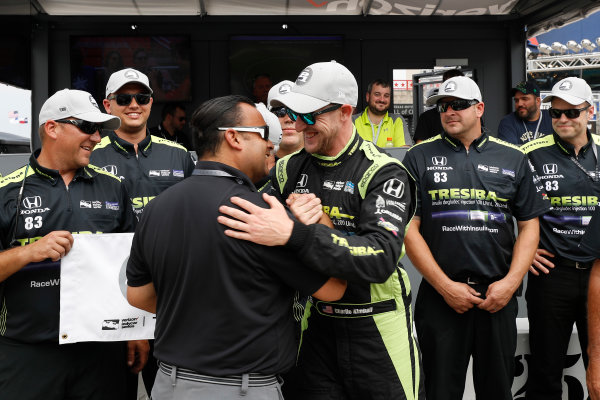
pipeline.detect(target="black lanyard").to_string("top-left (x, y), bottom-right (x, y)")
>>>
top-left (570, 142), bottom-right (599, 182)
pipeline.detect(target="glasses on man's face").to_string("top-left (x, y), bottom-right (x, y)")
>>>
top-left (55, 119), bottom-right (102, 135)
top-left (549, 106), bottom-right (590, 119)
top-left (286, 104), bottom-right (342, 125)
top-left (270, 107), bottom-right (287, 118)
top-left (107, 93), bottom-right (152, 106)
top-left (218, 125), bottom-right (270, 141)
top-left (436, 99), bottom-right (479, 113)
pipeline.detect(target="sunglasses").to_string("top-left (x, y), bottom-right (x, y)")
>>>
top-left (436, 99), bottom-right (479, 113)
top-left (218, 125), bottom-right (270, 141)
top-left (549, 106), bottom-right (590, 119)
top-left (271, 107), bottom-right (287, 118)
top-left (286, 104), bottom-right (342, 125)
top-left (107, 93), bottom-right (152, 106)
top-left (55, 119), bottom-right (102, 135)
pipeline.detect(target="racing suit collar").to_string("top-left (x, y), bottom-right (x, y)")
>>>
top-left (552, 130), bottom-right (593, 157)
top-left (194, 161), bottom-right (257, 191)
top-left (310, 128), bottom-right (361, 167)
top-left (107, 130), bottom-right (153, 158)
top-left (441, 129), bottom-right (489, 153)
top-left (29, 149), bottom-right (95, 186)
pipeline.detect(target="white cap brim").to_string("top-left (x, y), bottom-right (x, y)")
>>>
top-left (542, 93), bottom-right (591, 105)
top-left (76, 111), bottom-right (121, 130)
top-left (270, 91), bottom-right (330, 114)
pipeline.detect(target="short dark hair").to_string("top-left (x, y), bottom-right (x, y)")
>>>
top-left (367, 79), bottom-right (391, 94)
top-left (442, 69), bottom-right (464, 82)
top-left (161, 102), bottom-right (186, 121)
top-left (191, 95), bottom-right (254, 158)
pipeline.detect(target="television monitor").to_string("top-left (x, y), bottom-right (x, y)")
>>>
top-left (71, 36), bottom-right (191, 103)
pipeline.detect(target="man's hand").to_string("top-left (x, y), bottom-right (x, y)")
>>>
top-left (29, 231), bottom-right (74, 262)
top-left (127, 340), bottom-right (149, 373)
top-left (588, 360), bottom-right (600, 400)
top-left (439, 281), bottom-right (483, 314)
top-left (478, 278), bottom-right (517, 313)
top-left (530, 248), bottom-right (555, 276)
top-left (287, 193), bottom-right (333, 227)
top-left (218, 194), bottom-right (294, 246)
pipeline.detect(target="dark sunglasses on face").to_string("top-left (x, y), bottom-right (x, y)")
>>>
top-left (436, 99), bottom-right (479, 113)
top-left (55, 119), bottom-right (102, 135)
top-left (286, 104), bottom-right (342, 125)
top-left (107, 93), bottom-right (152, 106)
top-left (549, 106), bottom-right (590, 119)
top-left (271, 107), bottom-right (287, 118)
top-left (217, 125), bottom-right (270, 141)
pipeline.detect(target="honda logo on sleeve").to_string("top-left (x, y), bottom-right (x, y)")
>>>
top-left (383, 179), bottom-right (405, 198)
top-left (23, 196), bottom-right (42, 209)
top-left (432, 156), bottom-right (447, 166)
top-left (542, 164), bottom-right (558, 175)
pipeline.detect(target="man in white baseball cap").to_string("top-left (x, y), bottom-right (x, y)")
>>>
top-left (0, 88), bottom-right (137, 399)
top-left (402, 75), bottom-right (547, 399)
top-left (523, 76), bottom-right (599, 400)
top-left (219, 61), bottom-right (424, 399)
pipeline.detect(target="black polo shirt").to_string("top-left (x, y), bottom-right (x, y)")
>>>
top-left (580, 203), bottom-right (600, 259)
top-left (0, 151), bottom-right (135, 343)
top-left (91, 131), bottom-right (195, 217)
top-left (403, 131), bottom-right (548, 279)
top-left (127, 161), bottom-right (328, 376)
top-left (523, 132), bottom-right (600, 262)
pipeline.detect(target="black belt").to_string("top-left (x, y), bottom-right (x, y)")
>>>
top-left (315, 298), bottom-right (396, 318)
top-left (552, 255), bottom-right (593, 270)
top-left (158, 362), bottom-right (278, 387)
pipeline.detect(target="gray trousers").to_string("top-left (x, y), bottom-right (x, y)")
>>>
top-left (151, 363), bottom-right (285, 400)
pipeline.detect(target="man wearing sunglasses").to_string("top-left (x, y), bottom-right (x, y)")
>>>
top-left (0, 89), bottom-right (139, 399)
top-left (267, 80), bottom-right (305, 161)
top-left (149, 102), bottom-right (192, 150)
top-left (521, 77), bottom-right (600, 400)
top-left (218, 61), bottom-right (424, 400)
top-left (126, 95), bottom-right (346, 399)
top-left (402, 76), bottom-right (547, 400)
top-left (498, 80), bottom-right (553, 145)
top-left (91, 68), bottom-right (195, 219)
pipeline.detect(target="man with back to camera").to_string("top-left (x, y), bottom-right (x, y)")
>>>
top-left (90, 68), bottom-right (195, 219)
top-left (521, 77), bottom-right (600, 400)
top-left (354, 78), bottom-right (412, 147)
top-left (149, 102), bottom-right (192, 150)
top-left (498, 80), bottom-right (553, 145)
top-left (217, 61), bottom-right (424, 400)
top-left (413, 69), bottom-right (464, 143)
top-left (125, 94), bottom-right (346, 399)
top-left (0, 88), bottom-right (140, 399)
top-left (402, 76), bottom-right (547, 399)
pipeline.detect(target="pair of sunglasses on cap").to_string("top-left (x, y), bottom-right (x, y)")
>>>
top-left (548, 106), bottom-right (590, 119)
top-left (271, 104), bottom-right (342, 125)
top-left (55, 119), bottom-right (102, 135)
top-left (436, 99), bottom-right (479, 113)
top-left (107, 93), bottom-right (152, 106)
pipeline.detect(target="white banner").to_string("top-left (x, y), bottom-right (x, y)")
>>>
top-left (59, 233), bottom-right (155, 344)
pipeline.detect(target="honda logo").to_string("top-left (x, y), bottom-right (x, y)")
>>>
top-left (543, 164), bottom-right (558, 175)
top-left (102, 165), bottom-right (118, 175)
top-left (431, 156), bottom-right (447, 166)
top-left (297, 174), bottom-right (308, 188)
top-left (383, 179), bottom-right (405, 199)
top-left (23, 196), bottom-right (42, 209)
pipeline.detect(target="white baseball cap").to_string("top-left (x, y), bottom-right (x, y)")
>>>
top-left (39, 89), bottom-right (121, 130)
top-left (542, 77), bottom-right (593, 106)
top-left (105, 68), bottom-right (153, 97)
top-left (426, 76), bottom-right (482, 106)
top-left (255, 102), bottom-right (282, 147)
top-left (271, 61), bottom-right (358, 113)
top-left (267, 80), bottom-right (294, 110)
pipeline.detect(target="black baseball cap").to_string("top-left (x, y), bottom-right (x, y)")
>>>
top-left (511, 80), bottom-right (541, 97)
